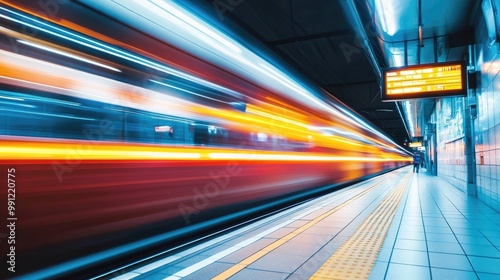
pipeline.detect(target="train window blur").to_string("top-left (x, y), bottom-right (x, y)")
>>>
top-left (0, 87), bottom-right (314, 150)
top-left (0, 87), bottom-right (181, 144)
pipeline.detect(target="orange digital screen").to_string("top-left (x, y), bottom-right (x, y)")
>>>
top-left (382, 61), bottom-right (466, 101)
top-left (409, 142), bottom-right (422, 148)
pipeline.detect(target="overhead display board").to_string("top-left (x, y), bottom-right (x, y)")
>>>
top-left (382, 61), bottom-right (466, 101)
top-left (409, 141), bottom-right (422, 148)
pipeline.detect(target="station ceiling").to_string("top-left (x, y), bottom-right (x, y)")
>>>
top-left (2, 0), bottom-right (480, 147)
top-left (180, 0), bottom-right (480, 147)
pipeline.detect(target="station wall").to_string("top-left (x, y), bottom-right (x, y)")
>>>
top-left (434, 12), bottom-right (500, 212)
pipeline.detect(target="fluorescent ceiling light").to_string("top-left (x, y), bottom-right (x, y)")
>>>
top-left (375, 0), bottom-right (397, 36)
top-left (149, 0), bottom-right (241, 54)
top-left (17, 40), bottom-right (121, 72)
top-left (403, 101), bottom-right (416, 137)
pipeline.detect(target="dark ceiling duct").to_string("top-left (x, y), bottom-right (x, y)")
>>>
top-left (340, 0), bottom-right (412, 141)
top-left (339, 0), bottom-right (383, 83)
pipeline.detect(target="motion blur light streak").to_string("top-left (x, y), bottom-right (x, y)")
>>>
top-left (0, 4), bottom-right (238, 94)
top-left (0, 137), bottom-right (410, 162)
top-left (0, 138), bottom-right (205, 160)
top-left (0, 93), bottom-right (23, 101)
top-left (208, 153), bottom-right (406, 162)
top-left (0, 100), bottom-right (33, 108)
top-left (0, 49), bottom-right (202, 119)
top-left (149, 79), bottom-right (231, 104)
top-left (17, 39), bottom-right (122, 72)
top-left (0, 2), bottom-right (412, 278)
top-left (245, 105), bottom-right (310, 129)
top-left (148, 0), bottom-right (242, 54)
top-left (90, 0), bottom-right (371, 128)
top-left (1, 108), bottom-right (95, 121)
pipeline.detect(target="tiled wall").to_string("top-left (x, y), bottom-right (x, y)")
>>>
top-left (434, 14), bottom-right (500, 212)
top-left (473, 15), bottom-right (500, 212)
top-left (434, 13), bottom-right (500, 211)
top-left (436, 98), bottom-right (468, 193)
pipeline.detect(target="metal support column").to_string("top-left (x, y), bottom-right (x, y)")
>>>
top-left (465, 45), bottom-right (477, 196)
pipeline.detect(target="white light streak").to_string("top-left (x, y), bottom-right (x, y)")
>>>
top-left (17, 40), bottom-right (121, 72)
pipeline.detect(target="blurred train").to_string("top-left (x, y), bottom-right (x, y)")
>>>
top-left (0, 1), bottom-right (410, 278)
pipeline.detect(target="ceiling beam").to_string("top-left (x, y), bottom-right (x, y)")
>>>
top-left (267, 29), bottom-right (354, 46)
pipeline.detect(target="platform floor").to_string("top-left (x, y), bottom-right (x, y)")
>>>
top-left (112, 166), bottom-right (500, 280)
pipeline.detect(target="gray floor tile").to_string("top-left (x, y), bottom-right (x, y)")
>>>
top-left (391, 249), bottom-right (429, 266)
top-left (424, 218), bottom-right (448, 227)
top-left (248, 252), bottom-right (309, 273)
top-left (385, 263), bottom-right (431, 280)
top-left (155, 265), bottom-right (185, 276)
top-left (396, 230), bottom-right (426, 240)
top-left (284, 220), bottom-right (309, 228)
top-left (400, 221), bottom-right (424, 227)
top-left (446, 218), bottom-right (474, 228)
top-left (452, 227), bottom-right (483, 236)
top-left (376, 248), bottom-right (393, 262)
top-left (431, 267), bottom-right (478, 280)
top-left (431, 267), bottom-right (479, 280)
top-left (368, 261), bottom-right (389, 280)
top-left (429, 252), bottom-right (473, 271)
top-left (427, 241), bottom-right (464, 254)
top-left (426, 232), bottom-right (457, 243)
top-left (200, 244), bottom-right (234, 257)
top-left (489, 237), bottom-right (500, 247)
top-left (394, 239), bottom-right (427, 251)
top-left (480, 230), bottom-right (500, 238)
top-left (425, 226), bottom-right (453, 234)
top-left (134, 272), bottom-right (171, 280)
top-left (265, 227), bottom-right (296, 239)
top-left (399, 225), bottom-right (424, 232)
top-left (180, 262), bottom-right (235, 280)
top-left (218, 238), bottom-right (277, 264)
top-left (172, 254), bottom-right (209, 268)
top-left (456, 235), bottom-right (493, 246)
top-left (292, 253), bottom-right (331, 277)
top-left (272, 240), bottom-right (323, 256)
top-left (289, 232), bottom-right (333, 245)
top-left (302, 225), bottom-right (342, 236)
top-left (286, 273), bottom-right (314, 280)
top-left (477, 272), bottom-right (500, 280)
top-left (462, 244), bottom-right (500, 258)
top-left (469, 256), bottom-right (500, 274)
top-left (230, 268), bottom-right (289, 280)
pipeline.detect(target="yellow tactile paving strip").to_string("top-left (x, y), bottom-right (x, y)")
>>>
top-left (212, 173), bottom-right (400, 280)
top-left (310, 172), bottom-right (411, 280)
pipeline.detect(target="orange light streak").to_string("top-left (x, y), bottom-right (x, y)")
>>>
top-left (0, 137), bottom-right (410, 162)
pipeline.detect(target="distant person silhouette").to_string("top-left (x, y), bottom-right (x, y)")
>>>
top-left (413, 152), bottom-right (421, 173)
